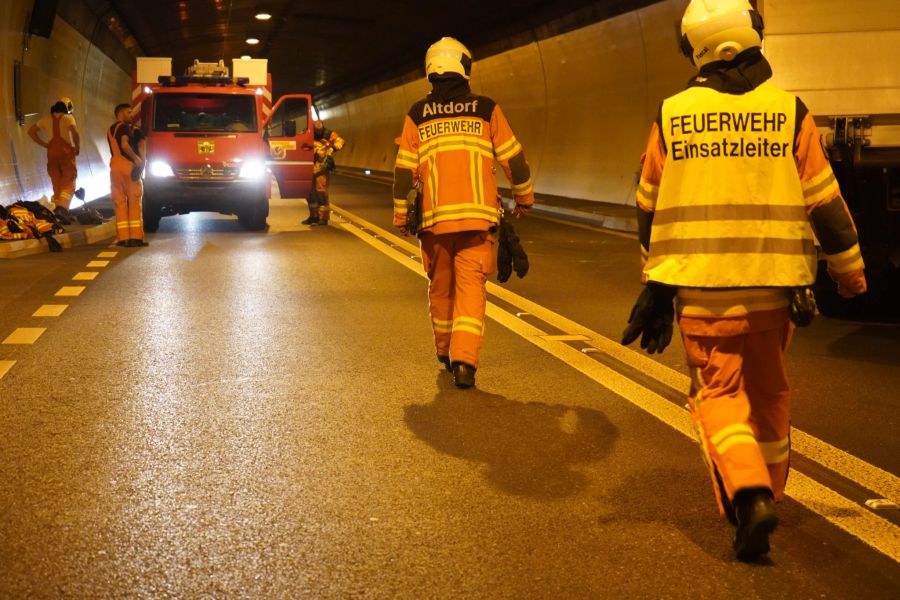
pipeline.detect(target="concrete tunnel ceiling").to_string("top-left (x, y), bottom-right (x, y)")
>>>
top-left (82, 0), bottom-right (665, 106)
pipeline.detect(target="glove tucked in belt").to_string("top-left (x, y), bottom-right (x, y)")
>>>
top-left (621, 283), bottom-right (676, 354)
top-left (497, 217), bottom-right (529, 283)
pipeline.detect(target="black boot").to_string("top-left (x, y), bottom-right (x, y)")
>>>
top-left (732, 488), bottom-right (778, 561)
top-left (301, 216), bottom-right (319, 225)
top-left (452, 362), bottom-right (476, 389)
top-left (437, 355), bottom-right (452, 373)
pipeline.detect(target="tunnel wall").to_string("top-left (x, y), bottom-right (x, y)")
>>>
top-left (1, 0), bottom-right (132, 207)
top-left (318, 0), bottom-right (694, 206)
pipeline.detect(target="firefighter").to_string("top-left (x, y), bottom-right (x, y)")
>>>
top-left (27, 97), bottom-right (80, 221)
top-left (302, 120), bottom-right (345, 226)
top-left (623, 0), bottom-right (867, 561)
top-left (107, 103), bottom-right (147, 247)
top-left (393, 37), bottom-right (534, 389)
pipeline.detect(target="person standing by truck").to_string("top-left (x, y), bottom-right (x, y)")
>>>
top-left (27, 97), bottom-right (80, 222)
top-left (107, 103), bottom-right (147, 247)
top-left (622, 0), bottom-right (868, 561)
top-left (301, 120), bottom-right (345, 226)
top-left (392, 37), bottom-right (534, 389)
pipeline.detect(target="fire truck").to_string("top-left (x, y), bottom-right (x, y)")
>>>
top-left (132, 57), bottom-right (315, 231)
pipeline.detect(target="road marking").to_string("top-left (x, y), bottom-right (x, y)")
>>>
top-left (72, 272), bottom-right (99, 281)
top-left (334, 203), bottom-right (900, 562)
top-left (539, 334), bottom-right (591, 341)
top-left (87, 260), bottom-right (110, 268)
top-left (2, 328), bottom-right (46, 345)
top-left (56, 286), bottom-right (85, 297)
top-left (33, 304), bottom-right (68, 317)
top-left (530, 212), bottom-right (638, 240)
top-left (97, 251), bottom-right (118, 258)
top-left (0, 360), bottom-right (14, 379)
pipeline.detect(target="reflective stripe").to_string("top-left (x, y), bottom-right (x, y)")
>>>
top-left (432, 318), bottom-right (453, 333)
top-left (826, 245), bottom-right (865, 273)
top-left (652, 204), bottom-right (808, 226)
top-left (636, 180), bottom-right (658, 210)
top-left (452, 316), bottom-right (484, 335)
top-left (677, 288), bottom-right (789, 318)
top-left (759, 437), bottom-right (791, 464)
top-left (494, 136), bottom-right (522, 161)
top-left (512, 178), bottom-right (533, 195)
top-left (710, 423), bottom-right (756, 455)
top-left (651, 237), bottom-right (816, 256)
top-left (802, 168), bottom-right (840, 205)
top-left (420, 204), bottom-right (499, 227)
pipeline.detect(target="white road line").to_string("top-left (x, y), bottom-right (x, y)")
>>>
top-left (334, 204), bottom-right (900, 563)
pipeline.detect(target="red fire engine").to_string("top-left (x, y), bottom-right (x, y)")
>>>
top-left (132, 57), bottom-right (314, 231)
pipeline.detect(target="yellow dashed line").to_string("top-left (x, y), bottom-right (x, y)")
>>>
top-left (0, 360), bottom-right (14, 379)
top-left (72, 272), bottom-right (99, 281)
top-left (3, 328), bottom-right (46, 345)
top-left (56, 286), bottom-right (86, 297)
top-left (33, 304), bottom-right (68, 317)
top-left (97, 251), bottom-right (118, 258)
top-left (87, 260), bottom-right (110, 268)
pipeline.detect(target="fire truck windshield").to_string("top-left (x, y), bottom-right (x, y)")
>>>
top-left (153, 93), bottom-right (258, 133)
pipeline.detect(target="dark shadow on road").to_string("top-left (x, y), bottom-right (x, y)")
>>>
top-left (602, 466), bottom-right (777, 566)
top-left (404, 372), bottom-right (618, 499)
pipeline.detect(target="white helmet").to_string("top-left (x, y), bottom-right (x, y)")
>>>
top-left (425, 37), bottom-right (472, 79)
top-left (680, 0), bottom-right (764, 67)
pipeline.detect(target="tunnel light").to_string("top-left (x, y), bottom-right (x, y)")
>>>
top-left (149, 161), bottom-right (174, 178)
top-left (255, 87), bottom-right (264, 95)
top-left (364, 169), bottom-right (371, 175)
top-left (239, 160), bottom-right (266, 180)
top-left (241, 55), bottom-right (251, 59)
top-left (246, 37), bottom-right (259, 45)
top-left (255, 12), bottom-right (272, 20)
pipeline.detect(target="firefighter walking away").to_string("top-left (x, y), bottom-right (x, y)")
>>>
top-left (393, 37), bottom-right (534, 389)
top-left (623, 0), bottom-right (866, 561)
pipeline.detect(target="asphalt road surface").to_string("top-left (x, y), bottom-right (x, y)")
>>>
top-left (1, 175), bottom-right (898, 598)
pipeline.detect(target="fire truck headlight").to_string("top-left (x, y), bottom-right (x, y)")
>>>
top-left (149, 161), bottom-right (175, 178)
top-left (239, 160), bottom-right (266, 180)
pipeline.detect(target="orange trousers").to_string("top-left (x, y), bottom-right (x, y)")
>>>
top-left (110, 158), bottom-right (144, 241)
top-left (681, 320), bottom-right (793, 517)
top-left (47, 138), bottom-right (77, 209)
top-left (420, 230), bottom-right (495, 367)
top-left (309, 172), bottom-right (330, 221)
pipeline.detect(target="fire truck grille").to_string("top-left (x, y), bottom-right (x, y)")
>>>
top-left (176, 166), bottom-right (238, 180)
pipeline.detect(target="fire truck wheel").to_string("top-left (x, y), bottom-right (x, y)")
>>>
top-left (143, 202), bottom-right (161, 233)
top-left (239, 196), bottom-right (269, 231)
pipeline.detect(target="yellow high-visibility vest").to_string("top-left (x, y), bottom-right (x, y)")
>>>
top-left (645, 81), bottom-right (816, 288)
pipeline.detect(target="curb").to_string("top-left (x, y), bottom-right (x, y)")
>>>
top-left (0, 220), bottom-right (116, 259)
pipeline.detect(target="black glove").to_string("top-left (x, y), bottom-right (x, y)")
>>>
top-left (504, 219), bottom-right (529, 278)
top-left (497, 219), bottom-right (513, 283)
top-left (621, 283), bottom-right (676, 354)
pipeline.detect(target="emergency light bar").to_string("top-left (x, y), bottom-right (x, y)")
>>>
top-left (157, 76), bottom-right (250, 87)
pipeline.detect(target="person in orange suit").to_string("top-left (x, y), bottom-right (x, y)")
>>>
top-left (624, 0), bottom-right (867, 561)
top-left (28, 97), bottom-right (80, 221)
top-left (107, 103), bottom-right (147, 247)
top-left (393, 37), bottom-right (535, 389)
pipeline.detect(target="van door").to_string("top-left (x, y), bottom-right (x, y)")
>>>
top-left (264, 94), bottom-right (314, 199)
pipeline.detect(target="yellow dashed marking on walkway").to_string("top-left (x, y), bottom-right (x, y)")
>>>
top-left (2, 328), bottom-right (46, 345)
top-left (539, 334), bottom-right (590, 342)
top-left (97, 251), bottom-right (118, 258)
top-left (56, 286), bottom-right (85, 297)
top-left (33, 304), bottom-right (68, 317)
top-left (0, 360), bottom-right (14, 379)
top-left (87, 260), bottom-right (110, 268)
top-left (73, 272), bottom-right (99, 281)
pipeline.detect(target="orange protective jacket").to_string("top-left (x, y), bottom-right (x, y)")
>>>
top-left (393, 84), bottom-right (534, 234)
